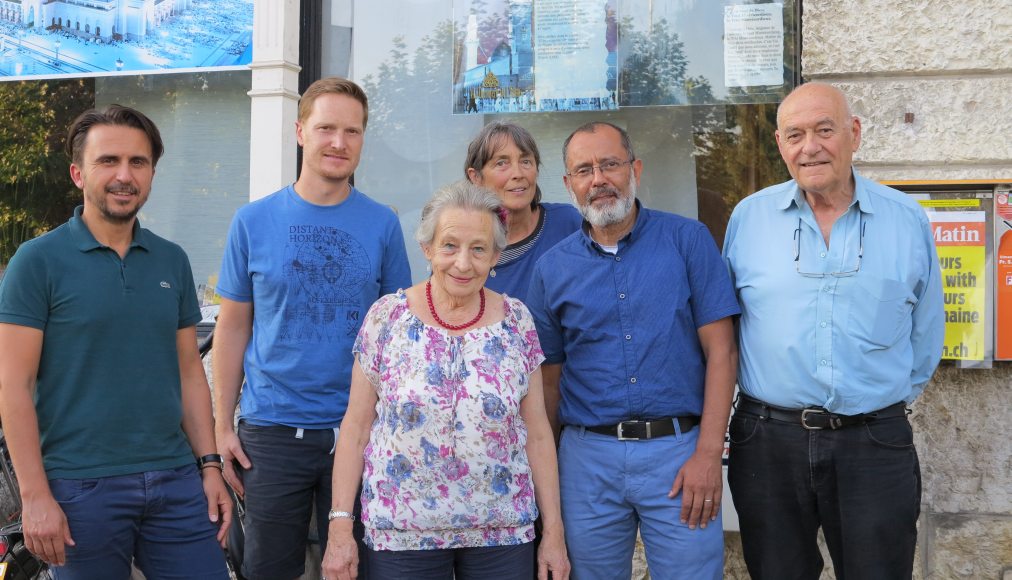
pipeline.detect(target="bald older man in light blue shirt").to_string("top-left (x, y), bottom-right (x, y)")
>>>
top-left (722, 83), bottom-right (944, 580)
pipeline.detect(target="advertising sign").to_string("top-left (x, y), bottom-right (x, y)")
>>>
top-left (927, 210), bottom-right (988, 361)
top-left (993, 187), bottom-right (1012, 359)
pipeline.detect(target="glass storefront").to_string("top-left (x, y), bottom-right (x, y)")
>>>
top-left (320, 0), bottom-right (798, 278)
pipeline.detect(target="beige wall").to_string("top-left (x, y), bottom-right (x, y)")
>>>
top-left (722, 2), bottom-right (1012, 578)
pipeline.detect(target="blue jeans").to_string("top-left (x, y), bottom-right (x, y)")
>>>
top-left (559, 426), bottom-right (723, 580)
top-left (50, 464), bottom-right (228, 580)
top-left (238, 422), bottom-right (366, 580)
top-left (367, 543), bottom-right (533, 580)
top-left (727, 409), bottom-right (921, 579)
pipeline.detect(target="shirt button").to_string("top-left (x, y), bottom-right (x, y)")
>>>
top-left (824, 286), bottom-right (832, 293)
top-left (820, 322), bottom-right (827, 328)
top-left (820, 359), bottom-right (829, 366)
top-left (820, 252), bottom-right (827, 258)
top-left (625, 334), bottom-right (632, 340)
top-left (615, 256), bottom-right (622, 262)
top-left (630, 377), bottom-right (637, 383)
top-left (619, 293), bottom-right (626, 299)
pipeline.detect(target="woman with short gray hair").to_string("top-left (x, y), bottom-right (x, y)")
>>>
top-left (323, 180), bottom-right (570, 580)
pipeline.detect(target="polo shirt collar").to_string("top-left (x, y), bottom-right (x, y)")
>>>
top-left (69, 205), bottom-right (150, 253)
top-left (579, 198), bottom-right (646, 252)
top-left (776, 167), bottom-right (875, 215)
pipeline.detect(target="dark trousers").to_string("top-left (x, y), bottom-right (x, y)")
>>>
top-left (238, 422), bottom-right (366, 580)
top-left (727, 408), bottom-right (921, 580)
top-left (367, 543), bottom-right (534, 580)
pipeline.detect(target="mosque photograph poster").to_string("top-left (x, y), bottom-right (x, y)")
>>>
top-left (0, 0), bottom-right (253, 80)
top-left (452, 0), bottom-right (618, 115)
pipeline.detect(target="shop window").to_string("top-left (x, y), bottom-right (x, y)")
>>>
top-left (320, 0), bottom-right (798, 277)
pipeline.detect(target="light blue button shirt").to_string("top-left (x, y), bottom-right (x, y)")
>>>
top-left (722, 170), bottom-right (944, 414)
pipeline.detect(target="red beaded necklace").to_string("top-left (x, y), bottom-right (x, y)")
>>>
top-left (426, 280), bottom-right (485, 331)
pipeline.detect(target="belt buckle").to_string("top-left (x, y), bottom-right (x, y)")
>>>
top-left (616, 420), bottom-right (648, 440)
top-left (801, 409), bottom-right (826, 430)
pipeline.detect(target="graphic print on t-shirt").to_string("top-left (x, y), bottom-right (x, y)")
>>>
top-left (281, 225), bottom-right (372, 343)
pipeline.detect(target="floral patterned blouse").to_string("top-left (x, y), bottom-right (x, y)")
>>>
top-left (353, 290), bottom-right (545, 551)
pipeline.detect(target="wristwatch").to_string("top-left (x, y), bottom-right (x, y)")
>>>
top-left (328, 509), bottom-right (355, 522)
top-left (196, 454), bottom-right (224, 470)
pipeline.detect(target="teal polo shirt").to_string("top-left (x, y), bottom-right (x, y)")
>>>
top-left (0, 207), bottom-right (201, 479)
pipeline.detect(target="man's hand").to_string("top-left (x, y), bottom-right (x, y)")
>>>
top-left (200, 467), bottom-right (233, 547)
top-left (22, 492), bottom-right (74, 566)
top-left (321, 521), bottom-right (359, 580)
top-left (668, 450), bottom-right (723, 529)
top-left (216, 430), bottom-right (251, 499)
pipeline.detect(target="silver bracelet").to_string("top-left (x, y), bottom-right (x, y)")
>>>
top-left (328, 509), bottom-right (355, 522)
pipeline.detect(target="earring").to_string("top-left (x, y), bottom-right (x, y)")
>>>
top-left (426, 263), bottom-right (432, 273)
top-left (489, 268), bottom-right (497, 278)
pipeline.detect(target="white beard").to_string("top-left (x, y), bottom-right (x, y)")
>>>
top-left (570, 172), bottom-right (636, 228)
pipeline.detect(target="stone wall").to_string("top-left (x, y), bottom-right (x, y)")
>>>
top-left (803, 0), bottom-right (1012, 183)
top-left (639, 2), bottom-right (1012, 577)
top-left (723, 2), bottom-right (1012, 578)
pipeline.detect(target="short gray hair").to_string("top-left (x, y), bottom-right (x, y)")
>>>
top-left (415, 180), bottom-right (508, 252)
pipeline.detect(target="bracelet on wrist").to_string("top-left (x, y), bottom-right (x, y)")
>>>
top-left (328, 509), bottom-right (355, 522)
top-left (196, 453), bottom-right (224, 470)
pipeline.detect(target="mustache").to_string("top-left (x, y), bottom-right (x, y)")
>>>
top-left (106, 183), bottom-right (138, 195)
top-left (587, 185), bottom-right (621, 203)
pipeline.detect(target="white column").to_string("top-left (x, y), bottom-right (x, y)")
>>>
top-left (248, 0), bottom-right (301, 201)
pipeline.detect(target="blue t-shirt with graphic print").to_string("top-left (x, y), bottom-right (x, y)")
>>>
top-left (216, 185), bottom-right (411, 428)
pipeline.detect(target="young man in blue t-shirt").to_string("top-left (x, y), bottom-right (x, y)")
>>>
top-left (0, 105), bottom-right (231, 578)
top-left (213, 77), bottom-right (411, 580)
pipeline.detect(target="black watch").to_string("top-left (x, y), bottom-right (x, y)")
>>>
top-left (196, 454), bottom-right (224, 469)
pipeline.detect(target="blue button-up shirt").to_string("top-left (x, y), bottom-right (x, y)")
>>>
top-left (722, 170), bottom-right (944, 414)
top-left (527, 203), bottom-right (740, 426)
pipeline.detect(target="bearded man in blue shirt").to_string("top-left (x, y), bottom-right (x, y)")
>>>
top-left (526, 122), bottom-right (739, 580)
top-left (722, 83), bottom-right (944, 579)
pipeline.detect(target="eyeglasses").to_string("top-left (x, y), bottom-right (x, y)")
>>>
top-left (566, 159), bottom-right (634, 181)
top-left (794, 214), bottom-right (865, 278)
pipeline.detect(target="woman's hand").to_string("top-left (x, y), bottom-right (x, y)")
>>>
top-left (537, 527), bottom-right (571, 580)
top-left (321, 522), bottom-right (359, 580)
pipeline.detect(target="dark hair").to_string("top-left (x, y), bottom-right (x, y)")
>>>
top-left (464, 121), bottom-right (542, 209)
top-left (562, 121), bottom-right (636, 169)
top-left (66, 104), bottom-right (164, 167)
top-left (299, 77), bottom-right (369, 128)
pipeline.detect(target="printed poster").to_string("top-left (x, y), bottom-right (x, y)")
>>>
top-left (993, 189), bottom-right (1012, 359)
top-left (927, 210), bottom-right (987, 361)
top-left (723, 3), bottom-right (784, 88)
top-left (1, 0), bottom-right (253, 80)
top-left (452, 0), bottom-right (617, 114)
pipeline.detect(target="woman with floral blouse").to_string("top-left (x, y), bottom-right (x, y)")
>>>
top-left (322, 181), bottom-right (569, 580)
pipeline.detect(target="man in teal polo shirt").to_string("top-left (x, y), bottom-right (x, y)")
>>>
top-left (0, 105), bottom-right (232, 578)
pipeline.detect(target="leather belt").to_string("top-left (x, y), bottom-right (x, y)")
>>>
top-left (735, 394), bottom-right (908, 430)
top-left (580, 416), bottom-right (701, 440)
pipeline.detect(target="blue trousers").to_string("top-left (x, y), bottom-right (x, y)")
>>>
top-left (559, 426), bottom-right (723, 580)
top-left (727, 409), bottom-right (921, 579)
top-left (50, 464), bottom-right (228, 580)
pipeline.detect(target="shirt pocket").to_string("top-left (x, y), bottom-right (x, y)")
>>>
top-left (847, 276), bottom-right (914, 348)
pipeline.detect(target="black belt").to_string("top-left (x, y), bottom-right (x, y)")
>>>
top-left (735, 394), bottom-right (908, 430)
top-left (580, 416), bottom-right (701, 440)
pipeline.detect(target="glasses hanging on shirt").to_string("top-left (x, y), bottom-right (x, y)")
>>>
top-left (793, 213), bottom-right (865, 278)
